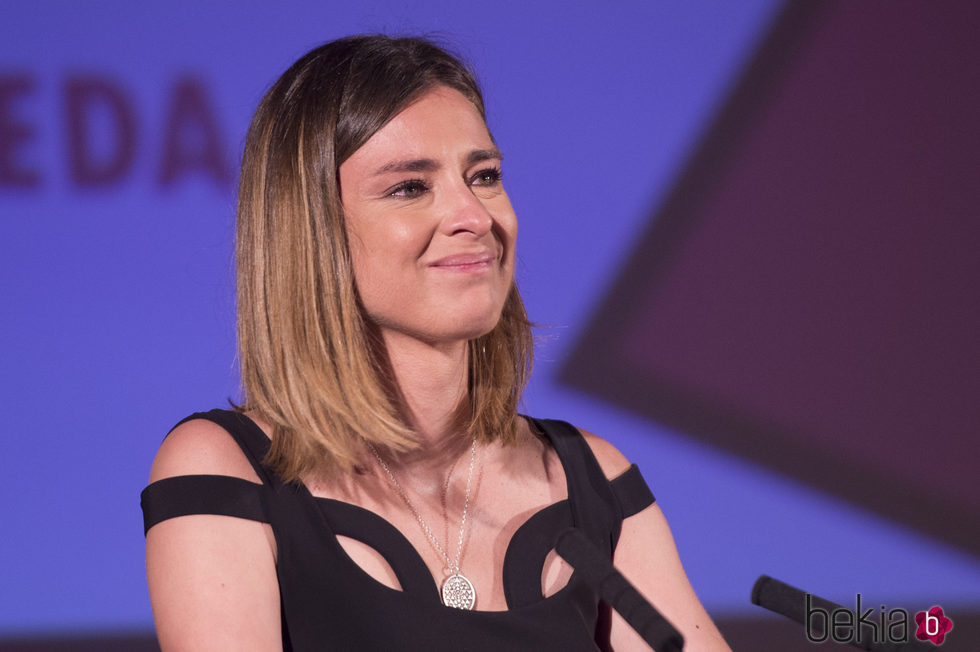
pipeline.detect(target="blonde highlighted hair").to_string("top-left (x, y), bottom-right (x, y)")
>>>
top-left (236, 35), bottom-right (533, 482)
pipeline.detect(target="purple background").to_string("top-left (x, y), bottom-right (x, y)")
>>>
top-left (2, 0), bottom-right (978, 643)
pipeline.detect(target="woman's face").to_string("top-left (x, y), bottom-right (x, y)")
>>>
top-left (340, 86), bottom-right (517, 346)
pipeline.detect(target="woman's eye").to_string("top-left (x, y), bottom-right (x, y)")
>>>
top-left (389, 179), bottom-right (429, 198)
top-left (471, 167), bottom-right (502, 187)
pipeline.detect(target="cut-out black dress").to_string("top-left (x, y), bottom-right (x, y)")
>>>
top-left (141, 410), bottom-right (664, 651)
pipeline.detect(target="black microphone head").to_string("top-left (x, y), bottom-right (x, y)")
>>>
top-left (750, 574), bottom-right (773, 607)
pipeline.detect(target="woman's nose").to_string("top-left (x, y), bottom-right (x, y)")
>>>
top-left (440, 182), bottom-right (494, 236)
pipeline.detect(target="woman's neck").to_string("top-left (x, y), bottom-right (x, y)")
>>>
top-left (381, 329), bottom-right (472, 473)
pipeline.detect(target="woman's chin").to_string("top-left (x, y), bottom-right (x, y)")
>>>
top-left (371, 314), bottom-right (500, 348)
top-left (416, 313), bottom-right (504, 346)
top-left (431, 319), bottom-right (500, 345)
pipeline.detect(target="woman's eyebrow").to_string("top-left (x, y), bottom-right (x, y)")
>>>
top-left (467, 148), bottom-right (503, 166)
top-left (372, 158), bottom-right (439, 176)
top-left (371, 148), bottom-right (503, 176)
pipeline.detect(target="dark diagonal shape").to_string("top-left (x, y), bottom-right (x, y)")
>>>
top-left (561, 0), bottom-right (980, 558)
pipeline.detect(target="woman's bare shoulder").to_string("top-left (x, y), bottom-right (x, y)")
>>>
top-left (146, 414), bottom-right (281, 650)
top-left (573, 424), bottom-right (633, 480)
top-left (568, 424), bottom-right (732, 649)
top-left (149, 414), bottom-right (262, 484)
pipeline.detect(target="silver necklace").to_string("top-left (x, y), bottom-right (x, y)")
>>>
top-left (369, 438), bottom-right (478, 609)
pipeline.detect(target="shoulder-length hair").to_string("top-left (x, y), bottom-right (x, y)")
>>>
top-left (236, 35), bottom-right (533, 482)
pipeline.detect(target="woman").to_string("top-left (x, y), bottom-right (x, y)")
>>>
top-left (142, 35), bottom-right (729, 651)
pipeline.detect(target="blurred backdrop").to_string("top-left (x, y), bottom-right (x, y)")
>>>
top-left (2, 1), bottom-right (978, 649)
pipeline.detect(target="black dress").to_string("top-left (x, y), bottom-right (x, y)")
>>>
top-left (141, 410), bottom-right (676, 651)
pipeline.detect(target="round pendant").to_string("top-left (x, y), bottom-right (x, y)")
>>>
top-left (441, 573), bottom-right (476, 610)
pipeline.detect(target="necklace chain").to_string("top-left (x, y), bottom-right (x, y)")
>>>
top-left (369, 438), bottom-right (477, 576)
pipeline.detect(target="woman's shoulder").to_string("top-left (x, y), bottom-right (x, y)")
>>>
top-left (144, 411), bottom-right (283, 649)
top-left (527, 416), bottom-right (632, 482)
top-left (575, 425), bottom-right (632, 481)
top-left (149, 410), bottom-right (262, 484)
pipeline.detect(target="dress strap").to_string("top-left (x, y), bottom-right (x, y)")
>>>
top-left (141, 410), bottom-right (279, 535)
top-left (610, 465), bottom-right (655, 518)
top-left (528, 418), bottom-right (622, 553)
top-left (171, 409), bottom-right (277, 485)
top-left (501, 463), bottom-right (655, 609)
top-left (141, 475), bottom-right (267, 534)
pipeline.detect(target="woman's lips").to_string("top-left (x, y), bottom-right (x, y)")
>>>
top-left (429, 252), bottom-right (496, 272)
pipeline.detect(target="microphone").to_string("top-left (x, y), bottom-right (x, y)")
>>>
top-left (556, 528), bottom-right (684, 651)
top-left (751, 575), bottom-right (936, 651)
